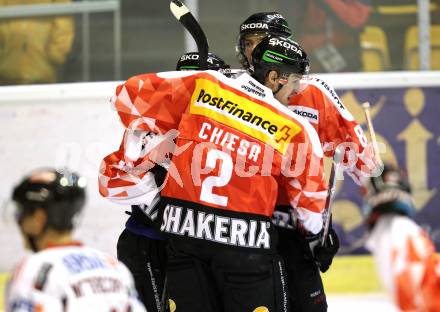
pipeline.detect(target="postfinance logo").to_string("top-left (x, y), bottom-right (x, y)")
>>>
top-left (190, 78), bottom-right (301, 154)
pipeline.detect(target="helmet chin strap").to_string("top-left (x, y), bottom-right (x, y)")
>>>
top-left (263, 70), bottom-right (284, 95)
top-left (273, 82), bottom-right (284, 95)
top-left (267, 71), bottom-right (284, 95)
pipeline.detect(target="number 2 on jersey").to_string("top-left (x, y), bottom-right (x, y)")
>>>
top-left (200, 150), bottom-right (233, 206)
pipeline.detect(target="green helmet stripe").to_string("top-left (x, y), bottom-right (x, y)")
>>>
top-left (180, 66), bottom-right (200, 69)
top-left (262, 50), bottom-right (295, 64)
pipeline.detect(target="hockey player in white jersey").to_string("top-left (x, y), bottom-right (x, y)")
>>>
top-left (6, 168), bottom-right (146, 312)
top-left (363, 164), bottom-right (440, 311)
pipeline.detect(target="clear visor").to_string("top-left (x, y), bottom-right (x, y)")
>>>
top-left (278, 73), bottom-right (311, 94)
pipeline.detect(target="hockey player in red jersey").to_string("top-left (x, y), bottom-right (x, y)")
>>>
top-left (274, 61), bottom-right (378, 312)
top-left (115, 52), bottom-right (230, 312)
top-left (99, 35), bottom-right (327, 312)
top-left (237, 11), bottom-right (380, 312)
top-left (238, 12), bottom-right (376, 182)
top-left (7, 168), bottom-right (146, 312)
top-left (363, 164), bottom-right (440, 312)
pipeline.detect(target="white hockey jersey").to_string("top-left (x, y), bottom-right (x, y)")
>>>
top-left (365, 215), bottom-right (440, 312)
top-left (5, 243), bottom-right (146, 312)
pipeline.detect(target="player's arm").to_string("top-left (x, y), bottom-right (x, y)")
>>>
top-left (98, 129), bottom-right (174, 206)
top-left (99, 73), bottom-right (190, 205)
top-left (313, 78), bottom-right (378, 185)
top-left (280, 119), bottom-right (328, 235)
top-left (329, 106), bottom-right (378, 186)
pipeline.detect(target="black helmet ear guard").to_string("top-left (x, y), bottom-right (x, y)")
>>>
top-left (368, 163), bottom-right (411, 195)
top-left (237, 12), bottom-right (292, 70)
top-left (362, 163), bottom-right (415, 229)
top-left (12, 168), bottom-right (86, 231)
top-left (251, 35), bottom-right (309, 85)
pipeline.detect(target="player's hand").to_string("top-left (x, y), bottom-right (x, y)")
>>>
top-left (360, 143), bottom-right (384, 178)
top-left (313, 228), bottom-right (340, 273)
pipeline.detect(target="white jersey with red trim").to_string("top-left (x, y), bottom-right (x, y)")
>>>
top-left (5, 244), bottom-right (146, 312)
top-left (365, 215), bottom-right (440, 312)
top-left (99, 70), bottom-right (327, 242)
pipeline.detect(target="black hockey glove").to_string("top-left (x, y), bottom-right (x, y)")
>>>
top-left (303, 228), bottom-right (340, 273)
top-left (313, 228), bottom-right (339, 273)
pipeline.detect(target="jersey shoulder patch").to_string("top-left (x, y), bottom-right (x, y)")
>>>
top-left (288, 105), bottom-right (319, 125)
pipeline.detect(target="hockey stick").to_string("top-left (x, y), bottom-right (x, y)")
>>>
top-left (362, 102), bottom-right (381, 163)
top-left (320, 147), bottom-right (344, 246)
top-left (170, 0), bottom-right (209, 69)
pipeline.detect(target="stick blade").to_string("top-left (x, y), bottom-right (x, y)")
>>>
top-left (169, 0), bottom-right (209, 69)
top-left (170, 0), bottom-right (189, 20)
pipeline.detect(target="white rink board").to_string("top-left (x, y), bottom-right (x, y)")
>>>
top-left (0, 82), bottom-right (123, 271)
top-left (0, 71), bottom-right (439, 272)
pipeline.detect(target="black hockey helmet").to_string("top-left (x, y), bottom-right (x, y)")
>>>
top-left (251, 35), bottom-right (309, 84)
top-left (237, 12), bottom-right (292, 69)
top-left (12, 168), bottom-right (86, 231)
top-left (362, 163), bottom-right (415, 229)
top-left (176, 52), bottom-right (230, 72)
top-left (368, 163), bottom-right (411, 195)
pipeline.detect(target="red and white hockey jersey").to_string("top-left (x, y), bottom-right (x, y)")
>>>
top-left (273, 77), bottom-right (376, 228)
top-left (99, 70), bottom-right (327, 250)
top-left (288, 77), bottom-right (375, 185)
top-left (6, 243), bottom-right (146, 312)
top-left (365, 215), bottom-right (440, 312)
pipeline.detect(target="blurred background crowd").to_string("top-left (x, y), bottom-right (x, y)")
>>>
top-left (0, 0), bottom-right (439, 85)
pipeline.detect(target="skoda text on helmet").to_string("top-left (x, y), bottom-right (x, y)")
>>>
top-left (237, 12), bottom-right (292, 69)
top-left (251, 35), bottom-right (310, 85)
top-left (12, 168), bottom-right (86, 231)
top-left (176, 52), bottom-right (231, 73)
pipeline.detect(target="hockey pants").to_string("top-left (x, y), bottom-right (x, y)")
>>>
top-left (277, 227), bottom-right (328, 312)
top-left (165, 239), bottom-right (289, 312)
top-left (117, 228), bottom-right (168, 312)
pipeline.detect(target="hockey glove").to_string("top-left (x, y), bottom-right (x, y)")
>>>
top-left (303, 228), bottom-right (340, 273)
top-left (314, 228), bottom-right (340, 273)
